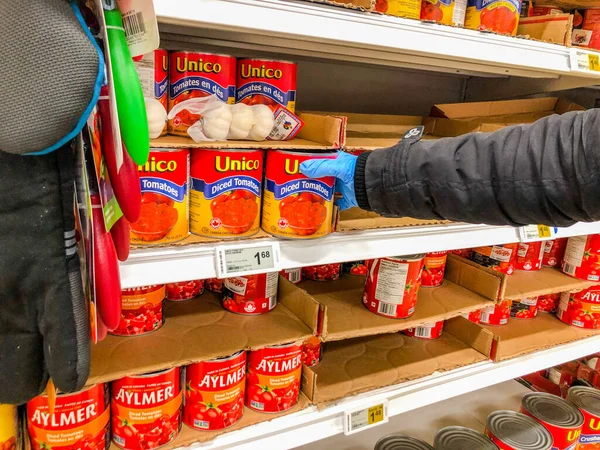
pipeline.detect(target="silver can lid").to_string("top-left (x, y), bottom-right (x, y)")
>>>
top-left (522, 392), bottom-right (584, 428)
top-left (487, 410), bottom-right (553, 450)
top-left (434, 426), bottom-right (499, 450)
top-left (568, 386), bottom-right (600, 415)
top-left (375, 435), bottom-right (434, 450)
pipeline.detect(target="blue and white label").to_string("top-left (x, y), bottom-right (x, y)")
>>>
top-left (140, 177), bottom-right (187, 202)
top-left (156, 75), bottom-right (168, 100)
top-left (192, 176), bottom-right (261, 199)
top-left (581, 434), bottom-right (600, 444)
top-left (169, 77), bottom-right (235, 102)
top-left (267, 178), bottom-right (334, 201)
top-left (236, 82), bottom-right (296, 106)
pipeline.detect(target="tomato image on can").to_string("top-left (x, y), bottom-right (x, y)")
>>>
top-left (567, 386), bottom-right (600, 449)
top-left (343, 260), bottom-right (368, 276)
top-left (486, 410), bottom-right (553, 450)
top-left (543, 238), bottom-right (567, 268)
top-left (538, 293), bottom-right (561, 314)
top-left (132, 149), bottom-right (190, 245)
top-left (166, 280), bottom-right (205, 301)
top-left (246, 342), bottom-right (303, 413)
top-left (557, 286), bottom-right (600, 329)
top-left (421, 251), bottom-right (448, 287)
top-left (521, 392), bottom-right (584, 450)
top-left (421, 0), bottom-right (468, 26)
top-left (183, 351), bottom-right (246, 431)
top-left (434, 426), bottom-right (500, 450)
top-left (111, 368), bottom-right (182, 450)
top-left (402, 320), bottom-right (444, 339)
top-left (302, 263), bottom-right (342, 281)
top-left (511, 296), bottom-right (539, 319)
top-left (465, 0), bottom-right (521, 35)
top-left (470, 244), bottom-right (518, 275)
top-left (363, 255), bottom-right (425, 319)
top-left (112, 285), bottom-right (166, 336)
top-left (168, 52), bottom-right (236, 136)
top-left (280, 268), bottom-right (302, 284)
top-left (463, 309), bottom-right (482, 324)
top-left (301, 336), bottom-right (322, 367)
top-left (262, 151), bottom-right (336, 239)
top-left (480, 300), bottom-right (512, 326)
top-left (205, 278), bottom-right (223, 293)
top-left (222, 272), bottom-right (278, 315)
top-left (517, 241), bottom-right (545, 271)
top-left (190, 149), bottom-right (263, 238)
top-left (236, 59), bottom-right (297, 112)
top-left (134, 49), bottom-right (168, 137)
top-left (0, 405), bottom-right (16, 450)
top-left (27, 384), bottom-right (110, 450)
top-left (562, 235), bottom-right (600, 281)
top-left (375, 0), bottom-right (422, 18)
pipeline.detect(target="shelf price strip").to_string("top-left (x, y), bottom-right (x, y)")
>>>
top-left (570, 49), bottom-right (600, 74)
top-left (518, 224), bottom-right (558, 242)
top-left (344, 400), bottom-right (388, 435)
top-left (215, 241), bottom-right (281, 278)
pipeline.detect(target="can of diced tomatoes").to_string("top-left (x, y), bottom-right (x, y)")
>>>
top-left (134, 49), bottom-right (168, 137)
top-left (280, 268), bottom-right (302, 284)
top-left (465, 0), bottom-right (521, 35)
top-left (303, 264), bottom-right (342, 281)
top-left (480, 300), bottom-right (512, 326)
top-left (470, 244), bottom-right (519, 275)
top-left (374, 0), bottom-right (422, 18)
top-left (510, 296), bottom-right (539, 319)
top-left (0, 405), bottom-right (16, 450)
top-left (132, 149), bottom-right (190, 245)
top-left (168, 51), bottom-right (236, 136)
top-left (538, 293), bottom-right (561, 314)
top-left (486, 410), bottom-right (553, 450)
top-left (434, 426), bottom-right (499, 450)
top-left (166, 280), bottom-right (205, 301)
top-left (462, 309), bottom-right (482, 324)
top-left (236, 59), bottom-right (297, 113)
top-left (27, 384), bottom-right (110, 450)
top-left (567, 386), bottom-right (600, 449)
top-left (183, 351), bottom-right (246, 431)
top-left (112, 285), bottom-right (166, 336)
top-left (222, 272), bottom-right (278, 315)
top-left (421, 0), bottom-right (468, 26)
top-left (111, 368), bottom-right (182, 450)
top-left (190, 149), bottom-right (263, 238)
top-left (562, 235), bottom-right (600, 281)
top-left (205, 278), bottom-right (223, 293)
top-left (301, 336), bottom-right (322, 367)
top-left (516, 242), bottom-right (545, 271)
top-left (557, 287), bottom-right (600, 329)
top-left (362, 255), bottom-right (425, 319)
top-left (375, 434), bottom-right (434, 450)
top-left (246, 342), bottom-right (303, 413)
top-left (262, 150), bottom-right (336, 239)
top-left (343, 260), bottom-right (368, 276)
top-left (421, 251), bottom-right (448, 287)
top-left (543, 238), bottom-right (568, 268)
top-left (521, 392), bottom-right (584, 450)
top-left (402, 320), bottom-right (444, 339)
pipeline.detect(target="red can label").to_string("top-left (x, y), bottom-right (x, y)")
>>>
top-left (236, 59), bottom-right (297, 112)
top-left (562, 235), bottom-right (600, 281)
top-left (362, 256), bottom-right (424, 319)
top-left (190, 149), bottom-right (263, 238)
top-left (222, 272), bottom-right (278, 315)
top-left (402, 320), bottom-right (444, 339)
top-left (280, 268), bottom-right (302, 284)
top-left (111, 368), bottom-right (182, 450)
top-left (521, 411), bottom-right (582, 450)
top-left (113, 285), bottom-right (165, 336)
top-left (471, 244), bottom-right (518, 275)
top-left (511, 296), bottom-right (539, 319)
top-left (301, 336), bottom-right (322, 367)
top-left (480, 300), bottom-right (512, 325)
top-left (462, 309), bottom-right (482, 324)
top-left (543, 238), bottom-right (567, 267)
top-left (421, 251), bottom-right (448, 287)
top-left (557, 287), bottom-right (600, 329)
top-left (538, 293), bottom-right (561, 314)
top-left (168, 52), bottom-right (236, 135)
top-left (571, 403), bottom-right (600, 448)
top-left (303, 264), bottom-right (341, 281)
top-left (27, 384), bottom-right (110, 450)
top-left (516, 242), bottom-right (545, 271)
top-left (246, 343), bottom-right (302, 413)
top-left (183, 352), bottom-right (246, 431)
top-left (166, 280), bottom-right (205, 301)
top-left (205, 278), bottom-right (223, 293)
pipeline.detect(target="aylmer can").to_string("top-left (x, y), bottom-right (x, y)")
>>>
top-left (112, 285), bottom-right (166, 336)
top-left (434, 426), bottom-right (500, 450)
top-left (486, 410), bottom-right (553, 450)
top-left (262, 150), bottom-right (336, 239)
top-left (183, 351), bottom-right (246, 431)
top-left (0, 405), bottom-right (16, 450)
top-left (166, 279), bottom-right (205, 301)
top-left (134, 49), bottom-right (168, 137)
top-left (246, 342), bottom-right (303, 413)
top-left (27, 384), bottom-right (110, 450)
top-left (402, 320), bottom-right (444, 340)
top-left (562, 235), bottom-right (600, 281)
top-left (222, 272), bottom-right (279, 315)
top-left (374, 434), bottom-right (434, 450)
top-left (521, 392), bottom-right (584, 450)
top-left (567, 386), bottom-right (600, 449)
top-left (557, 286), bottom-right (600, 329)
top-left (111, 368), bottom-right (183, 450)
top-left (363, 255), bottom-right (425, 319)
top-left (236, 59), bottom-right (297, 112)
top-left (132, 149), bottom-right (190, 245)
top-left (190, 149), bottom-right (263, 238)
top-left (470, 244), bottom-right (518, 275)
top-left (168, 51), bottom-right (236, 136)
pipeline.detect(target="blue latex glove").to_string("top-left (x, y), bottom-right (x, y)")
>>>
top-left (300, 151), bottom-right (358, 211)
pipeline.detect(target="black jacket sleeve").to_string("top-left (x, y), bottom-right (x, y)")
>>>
top-left (354, 108), bottom-right (600, 227)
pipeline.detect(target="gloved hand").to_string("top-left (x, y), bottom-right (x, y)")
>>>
top-left (300, 151), bottom-right (358, 210)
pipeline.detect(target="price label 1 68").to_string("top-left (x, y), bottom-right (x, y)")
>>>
top-left (344, 401), bottom-right (388, 435)
top-left (215, 242), bottom-right (281, 278)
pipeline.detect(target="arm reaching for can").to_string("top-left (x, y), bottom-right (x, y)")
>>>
top-left (301, 108), bottom-right (600, 227)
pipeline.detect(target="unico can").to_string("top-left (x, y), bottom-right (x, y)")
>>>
top-left (567, 386), bottom-right (600, 448)
top-left (434, 426), bottom-right (500, 450)
top-left (190, 149), bottom-right (263, 238)
top-left (465, 0), bottom-right (521, 35)
top-left (557, 286), bottom-right (600, 329)
top-left (112, 285), bottom-right (166, 336)
top-left (222, 272), bottom-right (279, 315)
top-left (132, 149), bottom-right (190, 245)
top-left (521, 392), bottom-right (584, 450)
top-left (236, 59), bottom-right (297, 112)
top-left (168, 51), bottom-right (236, 135)
top-left (262, 150), bottom-right (336, 239)
top-left (375, 434), bottom-right (434, 450)
top-left (27, 384), bottom-right (110, 450)
top-left (0, 405), bottom-right (17, 450)
top-left (402, 320), bottom-right (444, 339)
top-left (183, 351), bottom-right (246, 431)
top-left (486, 410), bottom-right (553, 450)
top-left (562, 235), bottom-right (600, 281)
top-left (111, 368), bottom-right (183, 450)
top-left (375, 0), bottom-right (422, 18)
top-left (134, 49), bottom-right (168, 137)
top-left (246, 342), bottom-right (303, 413)
top-left (421, 0), bottom-right (468, 26)
top-left (363, 255), bottom-right (425, 319)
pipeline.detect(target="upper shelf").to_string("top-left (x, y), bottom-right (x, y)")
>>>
top-left (155, 0), bottom-right (600, 80)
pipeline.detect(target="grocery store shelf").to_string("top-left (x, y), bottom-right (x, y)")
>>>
top-left (180, 332), bottom-right (600, 449)
top-left (120, 221), bottom-right (600, 288)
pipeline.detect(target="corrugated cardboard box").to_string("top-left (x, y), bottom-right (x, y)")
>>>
top-left (518, 14), bottom-right (573, 46)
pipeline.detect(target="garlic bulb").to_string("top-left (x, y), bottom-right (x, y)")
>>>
top-left (145, 97), bottom-right (167, 139)
top-left (228, 103), bottom-right (255, 140)
top-left (202, 103), bottom-right (233, 141)
top-left (248, 105), bottom-right (275, 141)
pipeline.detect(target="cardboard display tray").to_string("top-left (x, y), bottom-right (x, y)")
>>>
top-left (337, 208), bottom-right (450, 231)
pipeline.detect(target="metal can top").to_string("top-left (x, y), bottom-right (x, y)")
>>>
top-left (487, 410), bottom-right (553, 450)
top-left (434, 426), bottom-right (499, 450)
top-left (374, 435), bottom-right (434, 450)
top-left (522, 392), bottom-right (584, 428)
top-left (390, 254), bottom-right (426, 261)
top-left (568, 386), bottom-right (600, 415)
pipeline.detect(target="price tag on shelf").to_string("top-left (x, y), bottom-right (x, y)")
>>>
top-left (215, 242), bottom-right (281, 278)
top-left (570, 49), bottom-right (600, 74)
top-left (518, 224), bottom-right (558, 242)
top-left (343, 400), bottom-right (388, 435)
